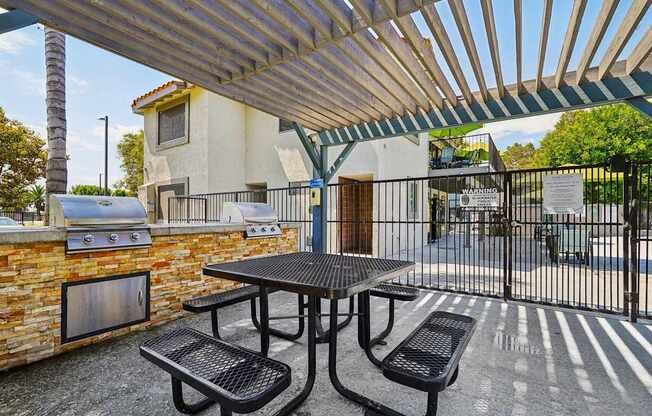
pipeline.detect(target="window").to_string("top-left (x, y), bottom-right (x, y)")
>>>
top-left (408, 181), bottom-right (419, 220)
top-left (157, 97), bottom-right (189, 148)
top-left (279, 118), bottom-right (294, 133)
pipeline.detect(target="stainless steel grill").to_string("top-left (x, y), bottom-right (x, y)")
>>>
top-left (49, 195), bottom-right (152, 253)
top-left (220, 202), bottom-right (282, 238)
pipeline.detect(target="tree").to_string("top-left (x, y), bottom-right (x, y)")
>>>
top-left (70, 184), bottom-right (105, 196)
top-left (44, 27), bottom-right (67, 224)
top-left (116, 130), bottom-right (144, 196)
top-left (0, 108), bottom-right (47, 210)
top-left (28, 184), bottom-right (46, 213)
top-left (500, 143), bottom-right (542, 169)
top-left (538, 103), bottom-right (652, 166)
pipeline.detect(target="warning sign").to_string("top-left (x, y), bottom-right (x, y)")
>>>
top-left (543, 173), bottom-right (584, 215)
top-left (459, 188), bottom-right (499, 209)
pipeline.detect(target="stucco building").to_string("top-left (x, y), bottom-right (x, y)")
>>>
top-left (132, 81), bottom-right (429, 227)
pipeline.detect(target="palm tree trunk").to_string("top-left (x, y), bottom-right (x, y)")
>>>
top-left (44, 27), bottom-right (67, 225)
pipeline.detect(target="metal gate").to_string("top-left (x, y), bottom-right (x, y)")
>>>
top-left (168, 160), bottom-right (651, 321)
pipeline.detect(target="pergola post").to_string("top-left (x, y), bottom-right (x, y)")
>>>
top-left (294, 123), bottom-right (357, 253)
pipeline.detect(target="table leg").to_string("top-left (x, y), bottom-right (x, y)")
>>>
top-left (328, 297), bottom-right (404, 416)
top-left (271, 295), bottom-right (317, 416)
top-left (316, 296), bottom-right (355, 343)
top-left (358, 291), bottom-right (383, 368)
top-left (251, 294), bottom-right (305, 341)
top-left (259, 286), bottom-right (269, 357)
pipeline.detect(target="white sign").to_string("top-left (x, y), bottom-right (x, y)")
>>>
top-left (543, 173), bottom-right (584, 215)
top-left (459, 188), bottom-right (499, 209)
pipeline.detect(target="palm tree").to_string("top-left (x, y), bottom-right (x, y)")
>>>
top-left (28, 184), bottom-right (45, 214)
top-left (44, 27), bottom-right (67, 224)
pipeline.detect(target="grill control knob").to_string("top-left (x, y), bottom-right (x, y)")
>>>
top-left (270, 226), bottom-right (276, 232)
top-left (82, 234), bottom-right (94, 245)
top-left (130, 232), bottom-right (141, 242)
top-left (108, 233), bottom-right (120, 243)
top-left (261, 227), bottom-right (267, 232)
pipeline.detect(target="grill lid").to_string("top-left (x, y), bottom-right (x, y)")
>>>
top-left (221, 202), bottom-right (278, 224)
top-left (49, 194), bottom-right (148, 227)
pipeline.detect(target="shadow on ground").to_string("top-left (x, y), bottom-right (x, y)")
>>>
top-left (1, 291), bottom-right (651, 415)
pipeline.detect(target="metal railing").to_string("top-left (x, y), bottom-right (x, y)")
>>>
top-left (429, 133), bottom-right (506, 172)
top-left (166, 160), bottom-right (651, 321)
top-left (0, 211), bottom-right (42, 225)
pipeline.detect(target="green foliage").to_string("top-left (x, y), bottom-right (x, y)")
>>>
top-left (70, 184), bottom-right (106, 196)
top-left (28, 184), bottom-right (45, 213)
top-left (116, 130), bottom-right (144, 196)
top-left (111, 189), bottom-right (128, 197)
top-left (0, 107), bottom-right (47, 210)
top-left (501, 143), bottom-right (542, 169)
top-left (429, 123), bottom-right (483, 139)
top-left (538, 103), bottom-right (652, 166)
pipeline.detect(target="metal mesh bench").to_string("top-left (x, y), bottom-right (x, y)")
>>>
top-left (367, 284), bottom-right (419, 347)
top-left (183, 285), bottom-right (304, 342)
top-left (379, 311), bottom-right (476, 416)
top-left (140, 327), bottom-right (291, 415)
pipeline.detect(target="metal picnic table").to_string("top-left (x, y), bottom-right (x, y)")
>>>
top-left (203, 252), bottom-right (415, 416)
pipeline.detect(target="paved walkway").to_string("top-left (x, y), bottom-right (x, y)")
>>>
top-left (1, 291), bottom-right (651, 415)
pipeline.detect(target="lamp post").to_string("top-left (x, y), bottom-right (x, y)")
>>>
top-left (98, 116), bottom-right (108, 195)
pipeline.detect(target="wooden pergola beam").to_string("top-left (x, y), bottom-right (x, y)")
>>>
top-left (285, 59), bottom-right (384, 121)
top-left (391, 12), bottom-right (459, 106)
top-left (449, 0), bottom-right (489, 101)
top-left (598, 0), bottom-right (651, 79)
top-left (554, 0), bottom-right (588, 88)
top-left (536, 0), bottom-right (554, 91)
top-left (576, 0), bottom-right (619, 84)
top-left (480, 0), bottom-right (504, 97)
top-left (514, 0), bottom-right (523, 93)
top-left (420, 5), bottom-right (474, 103)
top-left (626, 24), bottom-right (652, 74)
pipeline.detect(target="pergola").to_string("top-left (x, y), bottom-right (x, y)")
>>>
top-left (1, 0), bottom-right (651, 250)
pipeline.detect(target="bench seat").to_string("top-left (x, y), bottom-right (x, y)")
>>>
top-left (370, 283), bottom-right (419, 301)
top-left (140, 327), bottom-right (291, 415)
top-left (182, 285), bottom-right (278, 313)
top-left (377, 311), bottom-right (476, 416)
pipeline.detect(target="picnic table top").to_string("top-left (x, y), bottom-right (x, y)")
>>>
top-left (203, 252), bottom-right (415, 299)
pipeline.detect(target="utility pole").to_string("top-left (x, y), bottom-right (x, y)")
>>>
top-left (98, 116), bottom-right (108, 195)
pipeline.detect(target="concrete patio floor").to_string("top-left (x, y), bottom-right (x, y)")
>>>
top-left (1, 290), bottom-right (651, 416)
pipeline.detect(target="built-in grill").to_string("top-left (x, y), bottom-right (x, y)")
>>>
top-left (220, 202), bottom-right (282, 238)
top-left (49, 194), bottom-right (152, 254)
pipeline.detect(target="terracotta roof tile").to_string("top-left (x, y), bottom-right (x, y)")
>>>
top-left (131, 80), bottom-right (190, 112)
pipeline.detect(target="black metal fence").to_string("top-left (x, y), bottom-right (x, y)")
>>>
top-left (0, 211), bottom-right (42, 225)
top-left (168, 160), bottom-right (651, 321)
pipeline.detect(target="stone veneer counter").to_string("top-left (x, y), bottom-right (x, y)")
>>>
top-left (0, 223), bottom-right (299, 370)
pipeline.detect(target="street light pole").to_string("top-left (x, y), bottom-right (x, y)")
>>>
top-left (98, 116), bottom-right (108, 195)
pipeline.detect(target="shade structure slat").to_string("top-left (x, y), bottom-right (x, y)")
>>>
top-left (575, 0), bottom-right (620, 84)
top-left (421, 5), bottom-right (474, 103)
top-left (598, 0), bottom-right (652, 79)
top-left (536, 0), bottom-right (554, 91)
top-left (626, 25), bottom-right (652, 74)
top-left (448, 0), bottom-right (489, 100)
top-left (554, 0), bottom-right (588, 88)
top-left (480, 0), bottom-right (504, 97)
top-left (391, 12), bottom-right (458, 106)
top-left (514, 0), bottom-right (523, 93)
top-left (2, 0), bottom-right (649, 140)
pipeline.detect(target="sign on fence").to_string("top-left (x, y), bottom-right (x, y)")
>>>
top-left (459, 188), bottom-right (499, 209)
top-left (543, 173), bottom-right (584, 215)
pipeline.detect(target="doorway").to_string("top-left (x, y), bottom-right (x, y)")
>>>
top-left (338, 176), bottom-right (373, 254)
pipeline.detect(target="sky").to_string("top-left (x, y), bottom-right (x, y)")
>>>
top-left (0, 2), bottom-right (649, 187)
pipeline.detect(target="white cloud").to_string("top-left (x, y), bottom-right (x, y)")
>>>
top-left (0, 30), bottom-right (35, 54)
top-left (91, 123), bottom-right (141, 144)
top-left (475, 112), bottom-right (564, 142)
top-left (68, 75), bottom-right (90, 95)
top-left (8, 68), bottom-right (45, 97)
